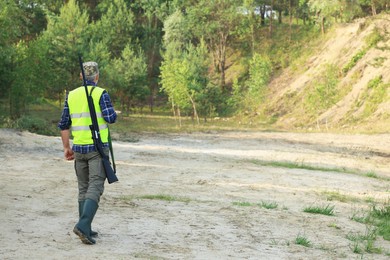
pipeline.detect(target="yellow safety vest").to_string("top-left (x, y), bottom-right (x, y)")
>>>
top-left (68, 86), bottom-right (109, 145)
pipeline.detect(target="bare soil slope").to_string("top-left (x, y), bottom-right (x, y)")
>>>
top-left (1, 129), bottom-right (389, 259)
top-left (267, 14), bottom-right (390, 133)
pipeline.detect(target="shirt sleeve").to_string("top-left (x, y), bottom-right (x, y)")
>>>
top-left (100, 91), bottom-right (117, 124)
top-left (58, 97), bottom-right (72, 130)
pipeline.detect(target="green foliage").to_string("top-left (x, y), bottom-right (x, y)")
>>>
top-left (369, 203), bottom-right (390, 241)
top-left (365, 27), bottom-right (382, 47)
top-left (359, 76), bottom-right (388, 118)
top-left (186, 0), bottom-right (242, 89)
top-left (163, 10), bottom-right (190, 55)
top-left (247, 53), bottom-right (272, 97)
top-left (230, 53), bottom-right (272, 114)
top-left (161, 40), bottom-right (212, 122)
top-left (305, 63), bottom-right (339, 113)
top-left (93, 0), bottom-right (135, 58)
top-left (107, 44), bottom-right (148, 114)
top-left (14, 115), bottom-right (57, 136)
top-left (0, 0), bottom-right (23, 99)
top-left (42, 0), bottom-right (90, 95)
top-left (343, 28), bottom-right (383, 74)
top-left (342, 49), bottom-right (366, 74)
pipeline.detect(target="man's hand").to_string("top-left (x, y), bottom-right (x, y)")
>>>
top-left (60, 129), bottom-right (74, 160)
top-left (64, 148), bottom-right (74, 161)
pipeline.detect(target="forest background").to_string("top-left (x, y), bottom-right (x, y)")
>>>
top-left (0, 0), bottom-right (389, 135)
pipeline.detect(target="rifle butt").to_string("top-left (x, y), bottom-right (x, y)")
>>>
top-left (103, 159), bottom-right (118, 184)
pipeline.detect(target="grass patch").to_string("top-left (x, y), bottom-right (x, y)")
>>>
top-left (321, 191), bottom-right (360, 203)
top-left (303, 204), bottom-right (335, 216)
top-left (247, 159), bottom-right (387, 180)
top-left (248, 159), bottom-right (350, 173)
top-left (232, 201), bottom-right (253, 207)
top-left (351, 202), bottom-right (390, 244)
top-left (138, 194), bottom-right (191, 203)
top-left (232, 200), bottom-right (278, 209)
top-left (365, 171), bottom-right (378, 178)
top-left (347, 226), bottom-right (382, 254)
top-left (118, 194), bottom-right (192, 203)
top-left (295, 234), bottom-right (311, 247)
top-left (368, 203), bottom-right (390, 241)
top-left (258, 201), bottom-right (278, 209)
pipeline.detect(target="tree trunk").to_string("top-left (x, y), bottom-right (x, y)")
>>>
top-left (177, 107), bottom-right (182, 127)
top-left (260, 5), bottom-right (266, 26)
top-left (289, 0), bottom-right (292, 41)
top-left (189, 96), bottom-right (199, 125)
top-left (278, 10), bottom-right (282, 24)
top-left (217, 32), bottom-right (227, 91)
top-left (269, 0), bottom-right (274, 37)
top-left (371, 1), bottom-right (377, 15)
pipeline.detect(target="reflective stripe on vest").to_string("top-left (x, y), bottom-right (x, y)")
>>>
top-left (68, 86), bottom-right (109, 145)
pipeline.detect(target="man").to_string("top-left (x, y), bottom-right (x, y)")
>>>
top-left (58, 61), bottom-right (117, 245)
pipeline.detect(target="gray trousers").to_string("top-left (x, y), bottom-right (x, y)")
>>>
top-left (74, 149), bottom-right (107, 203)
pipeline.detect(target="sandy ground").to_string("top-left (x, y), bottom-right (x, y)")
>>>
top-left (0, 128), bottom-right (390, 259)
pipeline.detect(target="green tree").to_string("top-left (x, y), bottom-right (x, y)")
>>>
top-left (42, 0), bottom-right (90, 103)
top-left (10, 38), bottom-right (52, 118)
top-left (130, 0), bottom-right (171, 112)
top-left (93, 0), bottom-right (134, 58)
top-left (232, 53), bottom-right (272, 114)
top-left (160, 41), bottom-right (211, 124)
top-left (0, 0), bottom-right (23, 100)
top-left (358, 0), bottom-right (388, 15)
top-left (162, 10), bottom-right (192, 59)
top-left (107, 44), bottom-right (148, 115)
top-left (187, 0), bottom-right (243, 91)
top-left (307, 0), bottom-right (343, 34)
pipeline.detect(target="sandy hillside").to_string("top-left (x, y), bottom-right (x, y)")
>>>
top-left (266, 14), bottom-right (390, 132)
top-left (0, 128), bottom-right (390, 259)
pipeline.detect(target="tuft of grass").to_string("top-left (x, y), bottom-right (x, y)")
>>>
top-left (232, 201), bottom-right (253, 207)
top-left (350, 211), bottom-right (368, 224)
top-left (295, 234), bottom-right (311, 247)
top-left (303, 204), bottom-right (335, 216)
top-left (346, 227), bottom-right (382, 254)
top-left (365, 171), bottom-right (378, 178)
top-left (258, 201), bottom-right (278, 209)
top-left (327, 222), bottom-right (341, 229)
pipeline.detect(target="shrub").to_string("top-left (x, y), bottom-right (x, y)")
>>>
top-left (15, 115), bottom-right (57, 136)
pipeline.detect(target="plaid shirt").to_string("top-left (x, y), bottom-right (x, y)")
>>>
top-left (58, 82), bottom-right (117, 154)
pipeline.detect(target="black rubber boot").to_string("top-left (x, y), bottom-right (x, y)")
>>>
top-left (78, 201), bottom-right (98, 237)
top-left (74, 199), bottom-right (99, 245)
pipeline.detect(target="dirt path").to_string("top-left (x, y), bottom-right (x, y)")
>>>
top-left (0, 129), bottom-right (389, 259)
